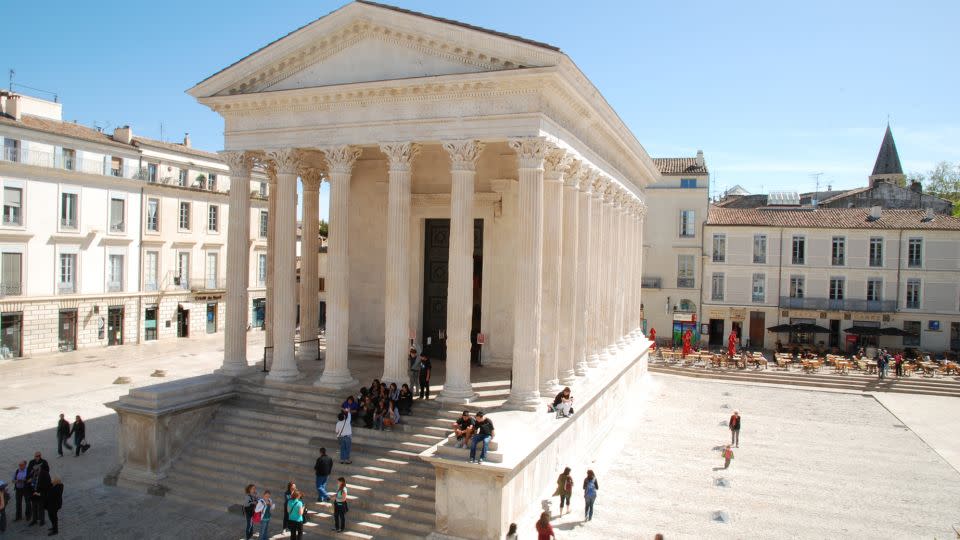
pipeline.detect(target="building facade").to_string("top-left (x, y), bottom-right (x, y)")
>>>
top-left (0, 92), bottom-right (269, 358)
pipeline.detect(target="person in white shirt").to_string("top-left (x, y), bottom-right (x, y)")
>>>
top-left (335, 412), bottom-right (353, 464)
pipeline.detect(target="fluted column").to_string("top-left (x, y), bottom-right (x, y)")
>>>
top-left (557, 157), bottom-right (580, 385)
top-left (586, 175), bottom-right (606, 368)
top-left (538, 147), bottom-right (567, 394)
top-left (615, 196), bottom-right (628, 349)
top-left (635, 202), bottom-right (648, 338)
top-left (219, 151), bottom-right (254, 375)
top-left (381, 142), bottom-right (419, 384)
top-left (505, 137), bottom-right (548, 411)
top-left (600, 184), bottom-right (618, 361)
top-left (263, 163), bottom-right (277, 366)
top-left (436, 140), bottom-right (483, 404)
top-left (299, 167), bottom-right (323, 362)
top-left (266, 149), bottom-right (301, 381)
top-left (315, 145), bottom-right (362, 389)
top-left (573, 167), bottom-right (593, 376)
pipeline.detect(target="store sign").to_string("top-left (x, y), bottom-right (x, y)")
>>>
top-left (673, 312), bottom-right (696, 322)
top-left (707, 309), bottom-right (726, 319)
top-left (849, 312), bottom-right (882, 322)
top-left (730, 308), bottom-right (746, 322)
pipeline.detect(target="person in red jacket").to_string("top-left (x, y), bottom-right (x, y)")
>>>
top-left (535, 511), bottom-right (555, 540)
top-left (648, 328), bottom-right (656, 350)
top-left (729, 410), bottom-right (741, 447)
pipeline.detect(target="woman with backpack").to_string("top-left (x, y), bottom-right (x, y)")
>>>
top-left (332, 477), bottom-right (349, 533)
top-left (553, 467), bottom-right (574, 515)
top-left (242, 484), bottom-right (258, 540)
top-left (253, 489), bottom-right (275, 540)
top-left (583, 470), bottom-right (599, 522)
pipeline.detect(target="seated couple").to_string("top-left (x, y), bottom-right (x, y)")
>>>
top-left (547, 387), bottom-right (574, 418)
top-left (450, 410), bottom-right (495, 464)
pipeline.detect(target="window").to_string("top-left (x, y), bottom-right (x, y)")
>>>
top-left (109, 197), bottom-right (125, 232)
top-left (903, 321), bottom-right (921, 347)
top-left (257, 254), bottom-right (267, 286)
top-left (110, 156), bottom-right (123, 177)
top-left (144, 251), bottom-right (158, 291)
top-left (207, 173), bottom-right (217, 191)
top-left (869, 237), bottom-right (883, 267)
top-left (831, 236), bottom-right (845, 266)
top-left (677, 255), bottom-right (695, 288)
top-left (752, 273), bottom-right (765, 303)
top-left (680, 178), bottom-right (697, 188)
top-left (790, 276), bottom-right (804, 298)
top-left (107, 254), bottom-right (124, 292)
top-left (205, 252), bottom-right (219, 289)
top-left (60, 192), bottom-right (78, 230)
top-left (259, 210), bottom-right (269, 238)
top-left (712, 234), bottom-right (726, 263)
top-left (179, 202), bottom-right (191, 230)
top-left (829, 278), bottom-right (845, 300)
top-left (679, 210), bottom-right (695, 238)
top-left (147, 163), bottom-right (158, 183)
top-left (207, 205), bottom-right (219, 232)
top-left (178, 169), bottom-right (188, 187)
top-left (146, 198), bottom-right (160, 232)
top-left (866, 278), bottom-right (882, 302)
top-left (61, 148), bottom-right (75, 171)
top-left (908, 238), bottom-right (922, 268)
top-left (3, 139), bottom-right (20, 162)
top-left (259, 182), bottom-right (268, 197)
top-left (711, 273), bottom-right (724, 301)
top-left (59, 253), bottom-right (76, 293)
top-left (792, 236), bottom-right (805, 264)
top-left (1, 252), bottom-right (22, 296)
top-left (906, 279), bottom-right (921, 309)
top-left (3, 186), bottom-right (23, 225)
top-left (753, 234), bottom-right (767, 264)
top-left (177, 252), bottom-right (190, 289)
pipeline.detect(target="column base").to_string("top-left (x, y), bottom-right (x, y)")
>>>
top-left (539, 378), bottom-right (562, 396)
top-left (214, 363), bottom-right (251, 377)
top-left (503, 390), bottom-right (542, 412)
top-left (573, 360), bottom-right (588, 376)
top-left (558, 369), bottom-right (577, 386)
top-left (266, 367), bottom-right (301, 382)
top-left (314, 370), bottom-right (359, 390)
top-left (299, 340), bottom-right (320, 362)
top-left (616, 336), bottom-right (629, 350)
top-left (435, 386), bottom-right (478, 405)
top-left (586, 353), bottom-right (601, 368)
top-left (381, 368), bottom-right (409, 387)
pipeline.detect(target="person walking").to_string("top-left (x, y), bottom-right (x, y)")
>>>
top-left (332, 477), bottom-right (348, 533)
top-left (45, 477), bottom-right (63, 536)
top-left (0, 480), bottom-right (7, 535)
top-left (894, 352), bottom-right (904, 378)
top-left (314, 448), bottom-right (333, 502)
top-left (729, 410), bottom-right (741, 448)
top-left (242, 484), bottom-right (258, 540)
top-left (468, 412), bottom-right (495, 464)
top-left (286, 490), bottom-right (305, 540)
top-left (55, 415), bottom-right (72, 458)
top-left (417, 353), bottom-right (432, 399)
top-left (255, 490), bottom-right (275, 540)
top-left (69, 416), bottom-right (87, 457)
top-left (535, 511), bottom-right (555, 540)
top-left (27, 460), bottom-right (50, 528)
top-left (505, 523), bottom-right (518, 540)
top-left (408, 346), bottom-right (421, 397)
top-left (12, 461), bottom-right (30, 522)
top-left (282, 482), bottom-right (296, 533)
top-left (722, 445), bottom-right (734, 469)
top-left (336, 412), bottom-right (353, 464)
top-left (553, 467), bottom-right (574, 515)
top-left (583, 470), bottom-right (599, 522)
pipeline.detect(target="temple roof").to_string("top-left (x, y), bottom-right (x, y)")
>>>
top-left (871, 124), bottom-right (903, 176)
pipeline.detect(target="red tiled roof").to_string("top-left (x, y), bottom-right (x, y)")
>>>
top-left (707, 206), bottom-right (960, 230)
top-left (134, 137), bottom-right (222, 161)
top-left (652, 157), bottom-right (708, 175)
top-left (0, 114), bottom-right (133, 150)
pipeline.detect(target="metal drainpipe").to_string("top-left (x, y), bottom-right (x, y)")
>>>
top-left (895, 229), bottom-right (903, 312)
top-left (136, 186), bottom-right (144, 344)
top-left (777, 227), bottom-right (784, 326)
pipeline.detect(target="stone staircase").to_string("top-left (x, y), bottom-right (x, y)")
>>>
top-left (159, 378), bottom-right (503, 539)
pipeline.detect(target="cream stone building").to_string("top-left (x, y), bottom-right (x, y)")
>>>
top-left (0, 92), bottom-right (269, 357)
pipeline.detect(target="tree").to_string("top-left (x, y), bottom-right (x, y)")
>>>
top-left (910, 162), bottom-right (960, 216)
top-left (318, 219), bottom-right (329, 238)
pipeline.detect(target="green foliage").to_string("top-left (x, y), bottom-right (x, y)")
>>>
top-left (318, 219), bottom-right (329, 238)
top-left (913, 162), bottom-right (960, 216)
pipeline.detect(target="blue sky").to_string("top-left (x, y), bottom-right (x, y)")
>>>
top-left (6, 0), bottom-right (959, 216)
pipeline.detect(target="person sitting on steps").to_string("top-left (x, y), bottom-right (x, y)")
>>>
top-left (468, 411), bottom-right (495, 464)
top-left (550, 387), bottom-right (574, 418)
top-left (359, 396), bottom-right (375, 429)
top-left (452, 410), bottom-right (475, 448)
top-left (397, 384), bottom-right (414, 415)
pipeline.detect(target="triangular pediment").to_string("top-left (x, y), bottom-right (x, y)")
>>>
top-left (190, 1), bottom-right (559, 98)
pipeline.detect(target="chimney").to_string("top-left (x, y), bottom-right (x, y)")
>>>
top-left (113, 125), bottom-right (133, 144)
top-left (909, 181), bottom-right (922, 194)
top-left (6, 94), bottom-right (22, 121)
top-left (869, 206), bottom-right (882, 220)
top-left (183, 132), bottom-right (191, 148)
top-left (923, 208), bottom-right (934, 222)
top-left (695, 149), bottom-right (705, 167)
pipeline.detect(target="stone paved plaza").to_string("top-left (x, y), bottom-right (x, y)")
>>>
top-left (2, 340), bottom-right (960, 539)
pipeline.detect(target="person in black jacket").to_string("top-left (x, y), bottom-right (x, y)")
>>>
top-left (55, 415), bottom-right (73, 457)
top-left (69, 416), bottom-right (86, 457)
top-left (28, 461), bottom-right (50, 528)
top-left (314, 447), bottom-right (334, 502)
top-left (46, 477), bottom-right (63, 535)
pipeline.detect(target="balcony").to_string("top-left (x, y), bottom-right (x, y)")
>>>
top-left (676, 277), bottom-right (695, 289)
top-left (188, 277), bottom-right (227, 291)
top-left (0, 283), bottom-right (22, 297)
top-left (107, 281), bottom-right (123, 293)
top-left (3, 147), bottom-right (109, 176)
top-left (779, 296), bottom-right (897, 312)
top-left (641, 277), bottom-right (662, 289)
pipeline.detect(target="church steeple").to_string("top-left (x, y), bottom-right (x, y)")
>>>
top-left (869, 124), bottom-right (905, 186)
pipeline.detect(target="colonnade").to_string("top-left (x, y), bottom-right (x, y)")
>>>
top-left (217, 136), bottom-right (647, 410)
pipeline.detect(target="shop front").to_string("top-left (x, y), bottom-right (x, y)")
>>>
top-left (672, 312), bottom-right (699, 347)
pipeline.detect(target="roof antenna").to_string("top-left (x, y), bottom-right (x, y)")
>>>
top-left (810, 172), bottom-right (823, 208)
top-left (8, 69), bottom-right (13, 92)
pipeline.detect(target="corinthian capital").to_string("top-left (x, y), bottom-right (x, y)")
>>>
top-left (379, 142), bottom-right (420, 172)
top-left (321, 145), bottom-right (362, 175)
top-left (591, 174), bottom-right (608, 198)
top-left (299, 167), bottom-right (324, 191)
top-left (508, 137), bottom-right (549, 169)
top-left (543, 148), bottom-right (574, 182)
top-left (219, 151), bottom-right (255, 178)
top-left (577, 165), bottom-right (594, 193)
top-left (266, 148), bottom-right (301, 175)
top-left (636, 200), bottom-right (649, 221)
top-left (442, 139), bottom-right (485, 171)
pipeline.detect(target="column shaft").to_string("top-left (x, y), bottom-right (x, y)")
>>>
top-left (220, 152), bottom-right (252, 374)
top-left (573, 173), bottom-right (593, 375)
top-left (615, 202), bottom-right (628, 348)
top-left (557, 164), bottom-right (579, 385)
top-left (586, 181), bottom-right (605, 368)
top-left (601, 192), bottom-right (617, 359)
top-left (264, 170), bottom-right (277, 364)
top-left (539, 171), bottom-right (563, 394)
top-left (267, 150), bottom-right (301, 381)
top-left (299, 171), bottom-right (322, 362)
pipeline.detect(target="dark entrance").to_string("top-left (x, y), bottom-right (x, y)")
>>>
top-left (421, 218), bottom-right (483, 360)
top-left (952, 322), bottom-right (960, 352)
top-left (206, 303), bottom-right (218, 334)
top-left (107, 306), bottom-right (124, 346)
top-left (144, 306), bottom-right (158, 341)
top-left (749, 311), bottom-right (764, 350)
top-left (1, 312), bottom-right (23, 358)
top-left (708, 318), bottom-right (724, 348)
top-left (252, 298), bottom-right (266, 329)
top-left (829, 319), bottom-right (841, 349)
top-left (59, 309), bottom-right (78, 352)
top-left (177, 306), bottom-right (190, 338)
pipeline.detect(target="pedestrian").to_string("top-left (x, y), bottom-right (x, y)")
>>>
top-left (27, 459), bottom-right (50, 528)
top-left (408, 346), bottom-right (421, 397)
top-left (55, 415), bottom-right (73, 458)
top-left (468, 411), bottom-right (495, 464)
top-left (535, 511), bottom-right (555, 540)
top-left (332, 477), bottom-right (348, 533)
top-left (583, 469), bottom-right (599, 522)
top-left (336, 412), bottom-right (353, 464)
top-left (69, 416), bottom-right (88, 456)
top-left (0, 480), bottom-right (7, 535)
top-left (553, 467), bottom-right (573, 515)
top-left (242, 484), bottom-right (258, 539)
top-left (314, 447), bottom-right (333, 502)
top-left (417, 353), bottom-right (432, 399)
top-left (895, 353), bottom-right (904, 377)
top-left (452, 411), bottom-right (476, 448)
top-left (729, 410), bottom-right (741, 448)
top-left (286, 490), bottom-right (304, 540)
top-left (505, 523), bottom-right (518, 540)
top-left (12, 461), bottom-right (30, 522)
top-left (282, 482), bottom-right (296, 533)
top-left (722, 444), bottom-right (734, 469)
top-left (398, 383), bottom-right (414, 415)
top-left (45, 477), bottom-right (63, 536)
top-left (254, 489), bottom-right (275, 540)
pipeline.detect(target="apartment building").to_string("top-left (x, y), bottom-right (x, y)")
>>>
top-left (0, 92), bottom-right (269, 358)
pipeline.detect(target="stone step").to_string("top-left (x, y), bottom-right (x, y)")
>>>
top-left (238, 382), bottom-right (447, 411)
top-left (434, 440), bottom-right (504, 464)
